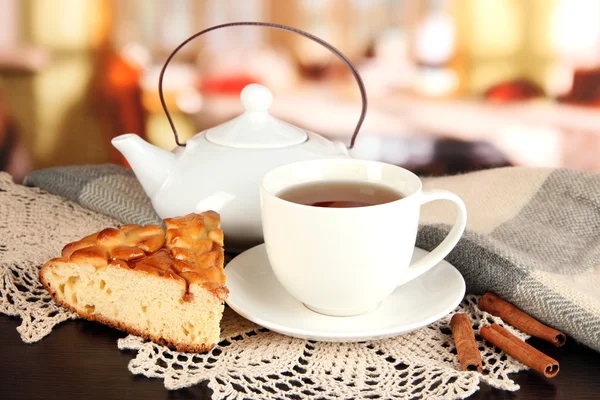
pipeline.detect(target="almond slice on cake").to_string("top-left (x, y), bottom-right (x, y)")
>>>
top-left (39, 212), bottom-right (228, 353)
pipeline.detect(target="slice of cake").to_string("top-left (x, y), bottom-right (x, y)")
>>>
top-left (39, 212), bottom-right (227, 353)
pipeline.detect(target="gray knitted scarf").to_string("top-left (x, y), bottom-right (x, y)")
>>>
top-left (24, 164), bottom-right (600, 352)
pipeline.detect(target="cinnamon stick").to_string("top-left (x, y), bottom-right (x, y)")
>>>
top-left (480, 323), bottom-right (559, 378)
top-left (479, 292), bottom-right (566, 347)
top-left (450, 313), bottom-right (482, 372)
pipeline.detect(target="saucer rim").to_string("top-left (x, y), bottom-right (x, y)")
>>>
top-left (225, 244), bottom-right (466, 342)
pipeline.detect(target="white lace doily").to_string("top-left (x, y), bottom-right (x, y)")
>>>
top-left (0, 173), bottom-right (529, 399)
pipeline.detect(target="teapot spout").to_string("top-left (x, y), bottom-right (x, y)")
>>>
top-left (112, 134), bottom-right (177, 197)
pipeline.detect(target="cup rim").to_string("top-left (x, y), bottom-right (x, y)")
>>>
top-left (260, 158), bottom-right (423, 211)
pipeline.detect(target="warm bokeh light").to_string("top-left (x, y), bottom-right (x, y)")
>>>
top-left (551, 0), bottom-right (600, 66)
top-left (1, 0), bottom-right (600, 176)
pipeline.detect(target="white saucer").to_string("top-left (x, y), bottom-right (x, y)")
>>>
top-left (225, 244), bottom-right (465, 342)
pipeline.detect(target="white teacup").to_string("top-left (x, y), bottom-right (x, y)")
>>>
top-left (260, 159), bottom-right (467, 317)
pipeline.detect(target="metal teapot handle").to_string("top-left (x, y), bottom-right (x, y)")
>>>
top-left (159, 21), bottom-right (367, 149)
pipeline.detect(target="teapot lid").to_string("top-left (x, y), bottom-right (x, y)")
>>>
top-left (205, 84), bottom-right (308, 149)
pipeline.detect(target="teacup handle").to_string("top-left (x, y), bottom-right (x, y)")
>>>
top-left (397, 189), bottom-right (467, 287)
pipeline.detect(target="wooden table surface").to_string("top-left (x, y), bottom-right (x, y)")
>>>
top-left (1, 313), bottom-right (599, 400)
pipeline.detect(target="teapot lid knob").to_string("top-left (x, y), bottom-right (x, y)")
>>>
top-left (204, 83), bottom-right (308, 149)
top-left (241, 84), bottom-right (273, 112)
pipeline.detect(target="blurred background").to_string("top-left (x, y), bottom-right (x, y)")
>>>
top-left (1, 0), bottom-right (600, 183)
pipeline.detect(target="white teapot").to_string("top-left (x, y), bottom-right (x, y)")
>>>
top-left (111, 22), bottom-right (367, 251)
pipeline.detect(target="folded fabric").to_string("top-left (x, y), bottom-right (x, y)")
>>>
top-left (24, 164), bottom-right (600, 352)
top-left (24, 164), bottom-right (162, 226)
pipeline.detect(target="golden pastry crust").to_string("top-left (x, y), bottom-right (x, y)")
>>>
top-left (39, 212), bottom-right (227, 353)
top-left (45, 212), bottom-right (228, 301)
top-left (164, 212), bottom-right (227, 300)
